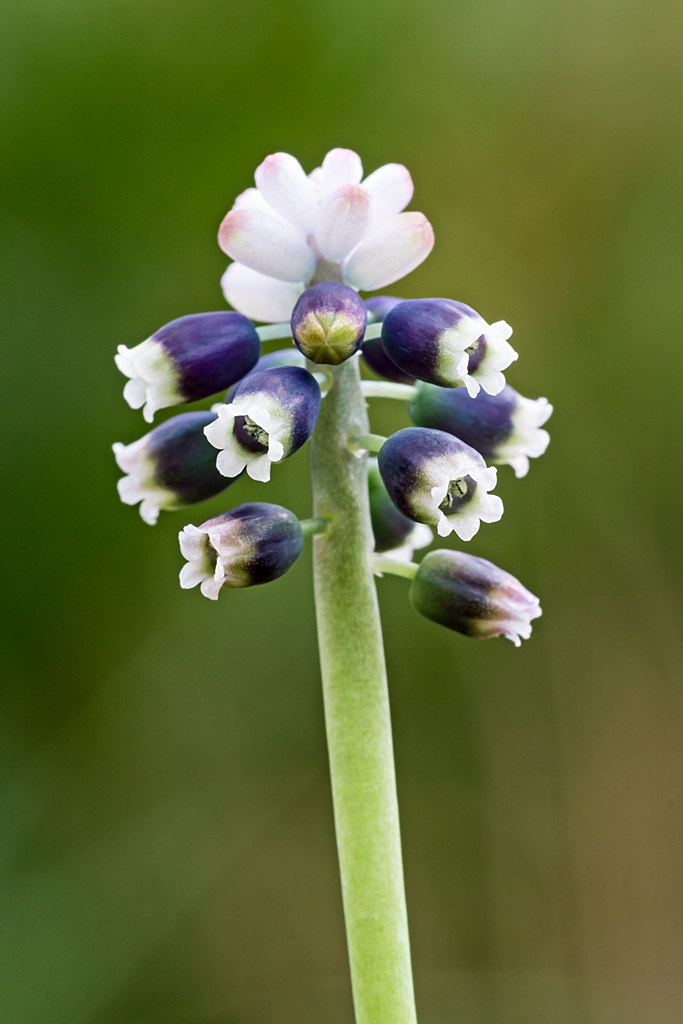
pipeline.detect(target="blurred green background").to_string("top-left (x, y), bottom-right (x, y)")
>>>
top-left (1, 0), bottom-right (682, 1021)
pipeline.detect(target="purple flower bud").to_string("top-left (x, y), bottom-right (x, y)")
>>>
top-left (179, 502), bottom-right (304, 600)
top-left (378, 427), bottom-right (503, 541)
top-left (408, 383), bottom-right (552, 478)
top-left (409, 549), bottom-right (541, 646)
top-left (368, 459), bottom-right (432, 557)
top-left (113, 411), bottom-right (240, 525)
top-left (204, 366), bottom-right (321, 482)
top-left (382, 298), bottom-right (517, 396)
top-left (364, 296), bottom-right (404, 324)
top-left (116, 312), bottom-right (260, 422)
top-left (291, 282), bottom-right (367, 365)
top-left (223, 346), bottom-right (306, 403)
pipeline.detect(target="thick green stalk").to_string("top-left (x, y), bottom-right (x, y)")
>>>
top-left (309, 356), bottom-right (417, 1024)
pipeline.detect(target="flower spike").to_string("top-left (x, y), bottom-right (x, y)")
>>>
top-left (409, 549), bottom-right (542, 645)
top-left (291, 283), bottom-right (367, 365)
top-left (382, 298), bottom-right (517, 396)
top-left (116, 312), bottom-right (260, 422)
top-left (409, 383), bottom-right (552, 478)
top-left (204, 366), bottom-right (321, 482)
top-left (179, 502), bottom-right (304, 600)
top-left (113, 411), bottom-right (241, 525)
top-left (378, 427), bottom-right (503, 541)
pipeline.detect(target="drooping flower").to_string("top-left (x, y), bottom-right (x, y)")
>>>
top-left (204, 366), bottom-right (321, 482)
top-left (381, 298), bottom-right (517, 396)
top-left (179, 502), bottom-right (304, 600)
top-left (409, 549), bottom-right (542, 645)
top-left (368, 459), bottom-right (432, 560)
top-left (408, 383), bottom-right (552, 478)
top-left (116, 312), bottom-right (260, 422)
top-left (378, 427), bottom-right (503, 541)
top-left (113, 411), bottom-right (240, 525)
top-left (291, 282), bottom-right (367, 365)
top-left (219, 149), bottom-right (434, 323)
top-left (361, 296), bottom-right (415, 384)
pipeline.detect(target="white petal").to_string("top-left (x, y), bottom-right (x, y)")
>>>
top-left (139, 499), bottom-right (161, 525)
top-left (180, 561), bottom-right (207, 589)
top-left (254, 152), bottom-right (317, 233)
top-left (232, 187), bottom-right (281, 217)
top-left (342, 212), bottom-right (434, 291)
top-left (218, 209), bottom-right (315, 284)
top-left (361, 163), bottom-right (414, 223)
top-left (478, 493), bottom-right (504, 523)
top-left (216, 441), bottom-right (248, 479)
top-left (314, 184), bottom-right (373, 262)
top-left (221, 262), bottom-right (304, 323)
top-left (246, 454), bottom-right (272, 482)
top-left (203, 407), bottom-right (236, 450)
top-left (200, 577), bottom-right (223, 600)
top-left (321, 148), bottom-right (363, 194)
top-left (122, 376), bottom-right (148, 410)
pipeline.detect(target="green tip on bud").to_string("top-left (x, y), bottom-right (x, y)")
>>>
top-left (291, 282), bottom-right (367, 365)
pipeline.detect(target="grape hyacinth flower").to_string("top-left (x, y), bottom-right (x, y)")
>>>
top-left (116, 312), bottom-right (260, 422)
top-left (204, 366), bottom-right (321, 481)
top-left (179, 503), bottom-right (304, 600)
top-left (291, 282), bottom-right (367, 364)
top-left (408, 382), bottom-right (552, 477)
top-left (378, 427), bottom-right (504, 540)
top-left (410, 549), bottom-right (542, 646)
top-left (219, 148), bottom-right (434, 323)
top-left (111, 144), bottom-right (550, 1024)
top-left (113, 411), bottom-right (238, 524)
top-left (382, 298), bottom-right (517, 396)
top-left (368, 459), bottom-right (432, 560)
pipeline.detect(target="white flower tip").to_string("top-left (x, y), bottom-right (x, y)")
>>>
top-left (139, 500), bottom-right (160, 525)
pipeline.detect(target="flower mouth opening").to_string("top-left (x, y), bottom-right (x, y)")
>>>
top-left (233, 415), bottom-right (270, 454)
top-left (465, 335), bottom-right (486, 374)
top-left (439, 475), bottom-right (477, 515)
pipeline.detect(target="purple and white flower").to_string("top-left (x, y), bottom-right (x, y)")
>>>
top-left (382, 298), bottom-right (517, 397)
top-left (116, 312), bottom-right (260, 422)
top-left (204, 366), bottom-right (321, 482)
top-left (113, 411), bottom-right (237, 524)
top-left (409, 549), bottom-right (542, 645)
top-left (218, 148), bottom-right (434, 323)
top-left (179, 502), bottom-right (304, 600)
top-left (378, 427), bottom-right (504, 541)
top-left (408, 383), bottom-right (552, 478)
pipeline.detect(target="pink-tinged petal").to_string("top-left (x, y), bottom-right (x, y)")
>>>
top-left (218, 209), bottom-right (315, 283)
top-left (221, 263), bottom-right (304, 323)
top-left (254, 152), bottom-right (317, 233)
top-left (321, 148), bottom-right (363, 194)
top-left (314, 184), bottom-right (373, 262)
top-left (233, 187), bottom-right (281, 217)
top-left (361, 163), bottom-right (414, 223)
top-left (342, 212), bottom-right (434, 290)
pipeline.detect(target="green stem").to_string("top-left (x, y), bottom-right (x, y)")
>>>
top-left (299, 517), bottom-right (329, 537)
top-left (348, 433), bottom-right (387, 454)
top-left (372, 555), bottom-right (419, 580)
top-left (361, 381), bottom-right (419, 401)
top-left (309, 356), bottom-right (417, 1024)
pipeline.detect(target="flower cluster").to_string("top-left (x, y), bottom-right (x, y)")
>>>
top-left (112, 147), bottom-right (549, 641)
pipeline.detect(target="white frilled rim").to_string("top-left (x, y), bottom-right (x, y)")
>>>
top-left (496, 395), bottom-right (553, 478)
top-left (112, 436), bottom-right (176, 525)
top-left (439, 316), bottom-right (518, 398)
top-left (203, 391), bottom-right (290, 483)
top-left (115, 339), bottom-right (181, 423)
top-left (411, 449), bottom-right (504, 542)
top-left (218, 148), bottom-right (435, 323)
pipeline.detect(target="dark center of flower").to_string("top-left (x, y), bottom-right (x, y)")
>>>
top-left (439, 474), bottom-right (477, 515)
top-left (465, 334), bottom-right (486, 374)
top-left (233, 415), bottom-right (270, 454)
